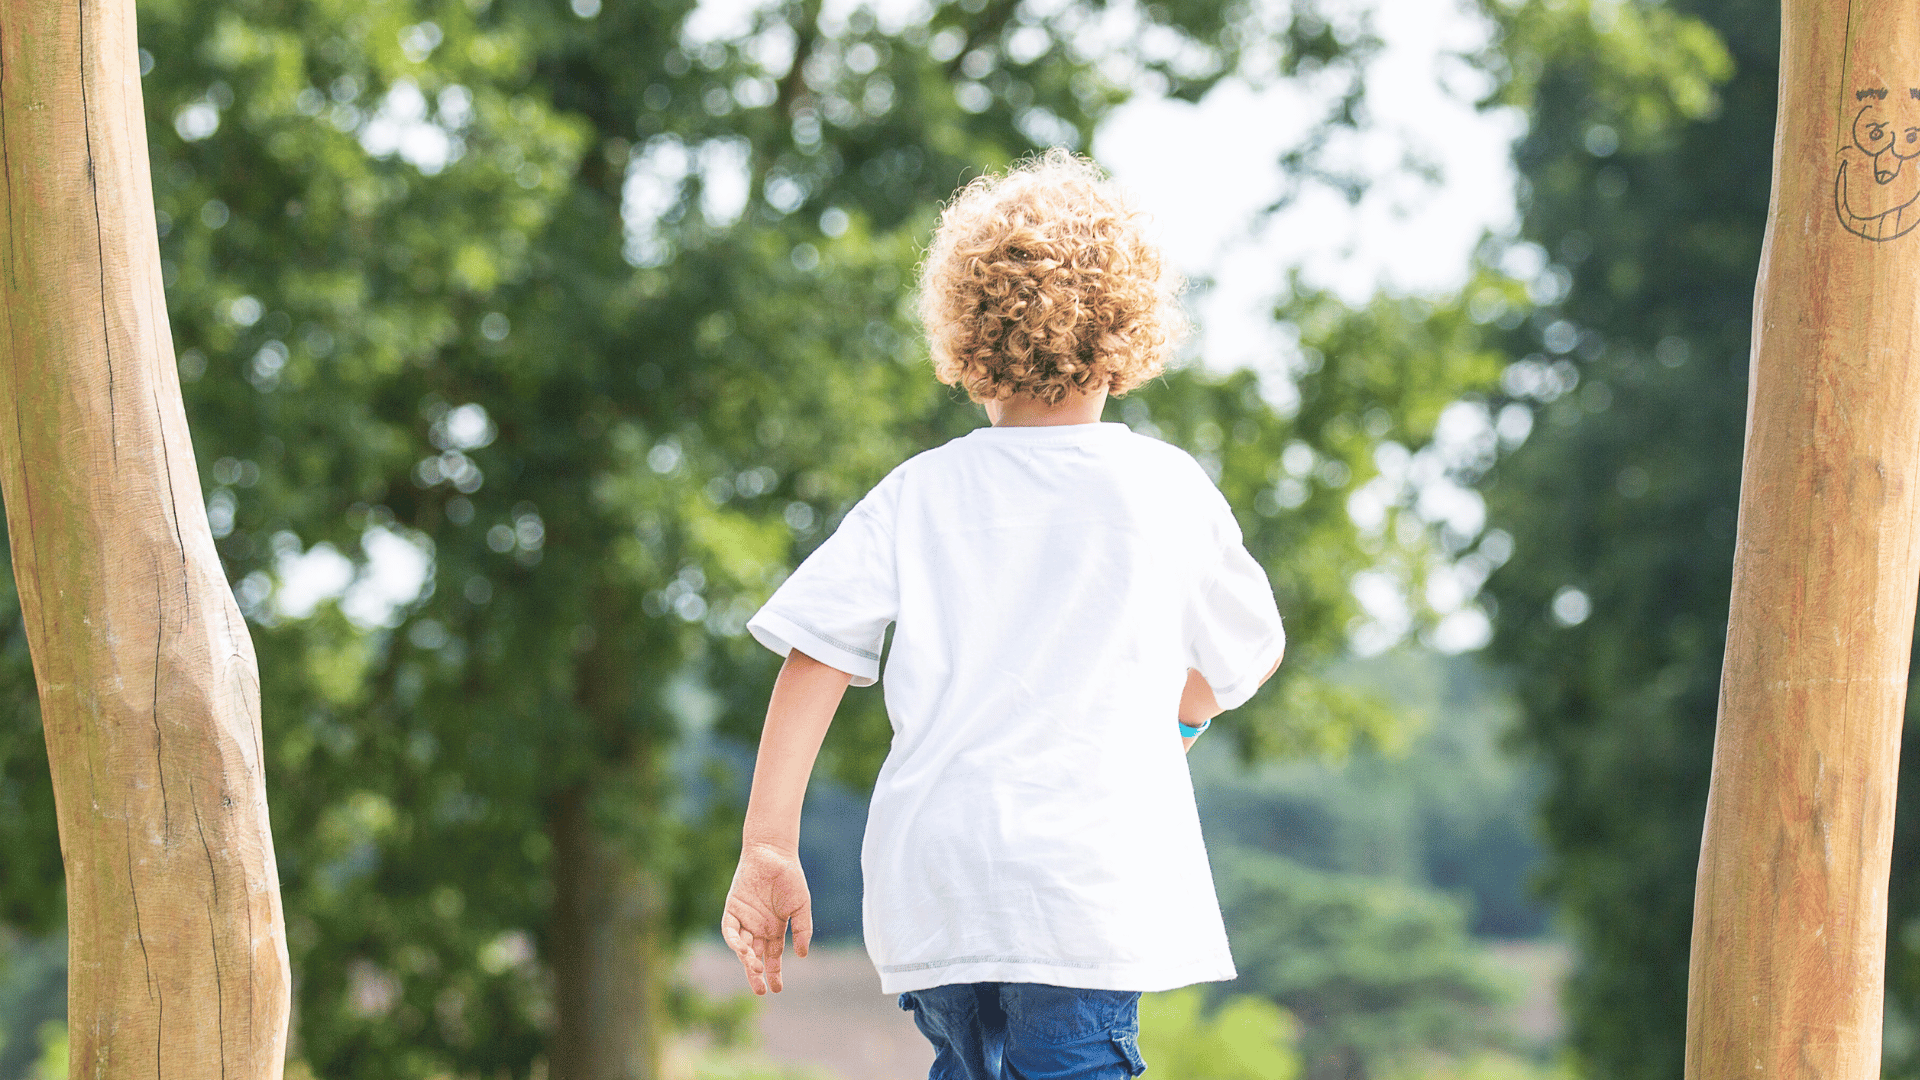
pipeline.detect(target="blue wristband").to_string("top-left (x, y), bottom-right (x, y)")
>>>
top-left (1179, 718), bottom-right (1210, 738)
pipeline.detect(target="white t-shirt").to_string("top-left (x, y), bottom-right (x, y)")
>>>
top-left (746, 420), bottom-right (1285, 994)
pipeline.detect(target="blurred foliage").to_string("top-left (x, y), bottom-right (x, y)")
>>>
top-left (1481, 0), bottom-right (1731, 144)
top-left (1196, 650), bottom-right (1551, 941)
top-left (664, 978), bottom-right (760, 1055)
top-left (1380, 1049), bottom-right (1578, 1080)
top-left (681, 1061), bottom-right (834, 1080)
top-left (1136, 987), bottom-right (1301, 1080)
top-left (1, 0), bottom-right (1526, 1076)
top-left (25, 1023), bottom-right (62, 1080)
top-left (0, 931), bottom-right (62, 1080)
top-left (1212, 844), bottom-right (1523, 1080)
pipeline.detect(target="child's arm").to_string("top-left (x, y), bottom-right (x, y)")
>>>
top-left (721, 649), bottom-right (854, 994)
top-left (1180, 649), bottom-right (1284, 753)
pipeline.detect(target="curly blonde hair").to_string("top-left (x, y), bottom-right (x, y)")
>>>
top-left (915, 148), bottom-right (1189, 405)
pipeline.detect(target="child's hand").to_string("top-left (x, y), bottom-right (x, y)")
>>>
top-left (721, 841), bottom-right (814, 995)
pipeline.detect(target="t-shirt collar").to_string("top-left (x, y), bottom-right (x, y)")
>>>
top-left (964, 421), bottom-right (1132, 441)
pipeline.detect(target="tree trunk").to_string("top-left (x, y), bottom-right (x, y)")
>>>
top-left (549, 781), bottom-right (668, 1080)
top-left (0, 1), bottom-right (291, 1077)
top-left (1684, 0), bottom-right (1920, 1074)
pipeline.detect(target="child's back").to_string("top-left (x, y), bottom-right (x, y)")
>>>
top-left (748, 420), bottom-right (1282, 993)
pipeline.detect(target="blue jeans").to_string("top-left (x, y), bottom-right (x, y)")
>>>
top-left (897, 982), bottom-right (1148, 1079)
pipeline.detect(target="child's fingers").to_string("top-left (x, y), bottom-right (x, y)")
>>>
top-left (744, 938), bottom-right (769, 996)
top-left (764, 929), bottom-right (786, 993)
top-left (720, 912), bottom-right (752, 962)
top-left (721, 911), bottom-right (765, 970)
top-left (722, 912), bottom-right (768, 995)
top-left (791, 905), bottom-right (814, 958)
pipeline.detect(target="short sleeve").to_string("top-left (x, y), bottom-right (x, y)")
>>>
top-left (1185, 495), bottom-right (1285, 711)
top-left (746, 478), bottom-right (899, 686)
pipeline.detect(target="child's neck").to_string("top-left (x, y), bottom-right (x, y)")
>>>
top-left (987, 387), bottom-right (1109, 427)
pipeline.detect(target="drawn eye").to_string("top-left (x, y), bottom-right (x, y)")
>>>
top-left (1905, 128), bottom-right (1918, 143)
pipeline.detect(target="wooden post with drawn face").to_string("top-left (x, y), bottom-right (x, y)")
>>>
top-left (0, 0), bottom-right (291, 1076)
top-left (1685, 0), bottom-right (1920, 1075)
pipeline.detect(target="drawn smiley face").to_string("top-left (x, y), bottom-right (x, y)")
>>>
top-left (1837, 87), bottom-right (1920, 240)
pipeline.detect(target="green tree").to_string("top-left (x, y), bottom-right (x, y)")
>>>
top-left (1195, 649), bottom-right (1552, 940)
top-left (1213, 845), bottom-right (1520, 1080)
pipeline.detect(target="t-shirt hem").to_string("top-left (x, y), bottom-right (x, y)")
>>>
top-left (877, 954), bottom-right (1238, 995)
top-left (746, 608), bottom-right (881, 686)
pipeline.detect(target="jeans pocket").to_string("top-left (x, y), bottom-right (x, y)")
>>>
top-left (1005, 984), bottom-right (1141, 1041)
top-left (1110, 1030), bottom-right (1147, 1076)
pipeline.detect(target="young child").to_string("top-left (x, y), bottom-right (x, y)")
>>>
top-left (721, 147), bottom-right (1285, 1080)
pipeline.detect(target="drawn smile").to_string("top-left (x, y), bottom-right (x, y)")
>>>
top-left (1836, 157), bottom-right (1920, 241)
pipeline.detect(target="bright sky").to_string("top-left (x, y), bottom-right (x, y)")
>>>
top-left (1093, 0), bottom-right (1524, 381)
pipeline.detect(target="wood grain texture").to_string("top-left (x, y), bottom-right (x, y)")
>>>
top-left (0, 0), bottom-right (291, 1076)
top-left (1685, 0), bottom-right (1920, 1075)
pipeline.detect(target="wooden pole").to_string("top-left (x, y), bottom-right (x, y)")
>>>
top-left (1685, 0), bottom-right (1920, 1074)
top-left (0, 0), bottom-right (291, 1077)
